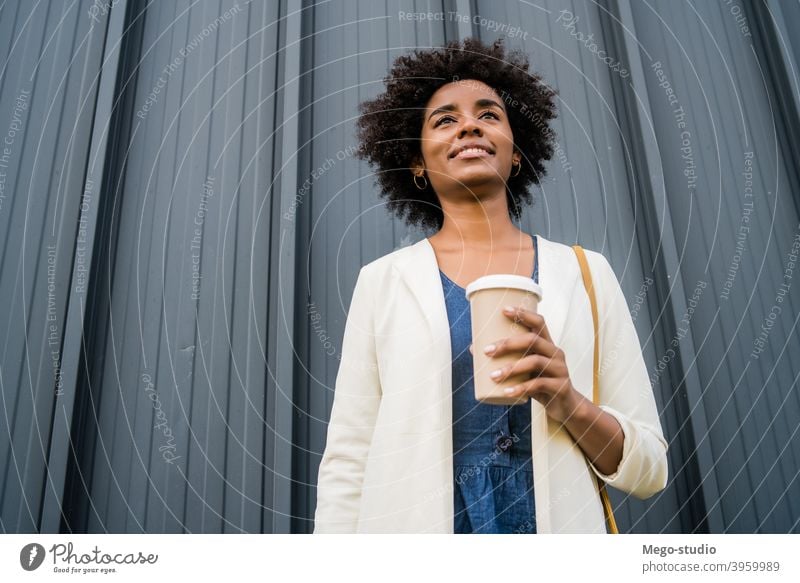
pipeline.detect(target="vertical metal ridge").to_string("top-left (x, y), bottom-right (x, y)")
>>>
top-left (749, 0), bottom-right (800, 203)
top-left (271, 0), bottom-right (302, 534)
top-left (455, 0), bottom-right (474, 40)
top-left (41, 0), bottom-right (131, 533)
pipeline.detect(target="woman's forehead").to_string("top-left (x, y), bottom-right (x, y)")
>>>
top-left (426, 79), bottom-right (505, 110)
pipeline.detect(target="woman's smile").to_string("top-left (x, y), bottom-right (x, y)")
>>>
top-left (452, 147), bottom-right (495, 160)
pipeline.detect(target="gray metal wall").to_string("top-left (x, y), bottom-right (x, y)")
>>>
top-left (0, 0), bottom-right (797, 534)
top-left (0, 0), bottom-right (120, 533)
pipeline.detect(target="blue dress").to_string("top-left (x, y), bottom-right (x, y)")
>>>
top-left (440, 234), bottom-right (539, 534)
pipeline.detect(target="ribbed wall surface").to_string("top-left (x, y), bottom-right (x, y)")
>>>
top-left (630, 0), bottom-right (800, 533)
top-left (0, 0), bottom-right (108, 533)
top-left (62, 0), bottom-right (287, 533)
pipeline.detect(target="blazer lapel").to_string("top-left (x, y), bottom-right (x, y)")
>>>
top-left (394, 238), bottom-right (452, 378)
top-left (534, 234), bottom-right (573, 348)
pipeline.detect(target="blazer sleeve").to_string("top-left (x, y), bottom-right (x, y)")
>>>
top-left (313, 264), bottom-right (382, 533)
top-left (585, 252), bottom-right (669, 499)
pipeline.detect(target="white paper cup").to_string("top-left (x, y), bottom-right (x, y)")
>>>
top-left (465, 275), bottom-right (543, 405)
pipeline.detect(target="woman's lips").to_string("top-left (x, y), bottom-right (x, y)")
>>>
top-left (452, 148), bottom-right (494, 160)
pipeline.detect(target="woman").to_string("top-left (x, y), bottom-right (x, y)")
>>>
top-left (314, 38), bottom-right (668, 534)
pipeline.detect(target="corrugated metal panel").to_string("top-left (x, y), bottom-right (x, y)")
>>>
top-left (0, 0), bottom-right (112, 533)
top-left (630, 0), bottom-right (800, 532)
top-left (60, 0), bottom-right (288, 533)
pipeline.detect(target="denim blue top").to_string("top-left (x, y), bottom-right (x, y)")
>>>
top-left (440, 234), bottom-right (539, 534)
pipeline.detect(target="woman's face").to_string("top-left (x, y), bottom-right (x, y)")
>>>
top-left (413, 79), bottom-right (519, 198)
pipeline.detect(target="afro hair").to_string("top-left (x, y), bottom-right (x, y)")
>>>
top-left (355, 37), bottom-right (558, 232)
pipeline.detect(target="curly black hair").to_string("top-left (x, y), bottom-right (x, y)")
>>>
top-left (355, 37), bottom-right (558, 232)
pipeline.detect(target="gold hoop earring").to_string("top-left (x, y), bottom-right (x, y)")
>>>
top-left (512, 161), bottom-right (521, 177)
top-left (413, 173), bottom-right (428, 190)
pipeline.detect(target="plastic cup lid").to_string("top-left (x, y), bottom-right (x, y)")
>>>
top-left (465, 274), bottom-right (543, 301)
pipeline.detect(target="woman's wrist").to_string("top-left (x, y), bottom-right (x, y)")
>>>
top-left (558, 390), bottom-right (624, 475)
top-left (547, 385), bottom-right (589, 425)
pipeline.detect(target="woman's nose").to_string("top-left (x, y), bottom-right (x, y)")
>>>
top-left (458, 117), bottom-right (482, 137)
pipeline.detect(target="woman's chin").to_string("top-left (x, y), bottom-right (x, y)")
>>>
top-left (448, 171), bottom-right (503, 190)
top-left (438, 182), bottom-right (505, 202)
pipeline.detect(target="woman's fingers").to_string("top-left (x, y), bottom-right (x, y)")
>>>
top-left (503, 306), bottom-right (553, 342)
top-left (483, 329), bottom-right (556, 359)
top-left (503, 376), bottom-right (573, 405)
top-left (488, 352), bottom-right (565, 383)
top-left (481, 307), bottom-right (556, 357)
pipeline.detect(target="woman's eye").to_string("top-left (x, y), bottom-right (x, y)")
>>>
top-left (434, 111), bottom-right (498, 127)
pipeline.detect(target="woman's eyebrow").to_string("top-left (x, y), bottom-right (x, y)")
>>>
top-left (427, 98), bottom-right (504, 121)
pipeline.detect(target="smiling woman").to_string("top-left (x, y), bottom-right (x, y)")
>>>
top-left (354, 37), bottom-right (557, 232)
top-left (314, 37), bottom-right (669, 534)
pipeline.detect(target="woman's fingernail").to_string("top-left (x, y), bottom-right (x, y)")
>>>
top-left (483, 344), bottom-right (496, 354)
top-left (490, 369), bottom-right (502, 379)
top-left (503, 306), bottom-right (515, 313)
top-left (504, 386), bottom-right (517, 394)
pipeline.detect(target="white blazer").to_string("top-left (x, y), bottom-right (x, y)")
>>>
top-left (314, 234), bottom-right (669, 533)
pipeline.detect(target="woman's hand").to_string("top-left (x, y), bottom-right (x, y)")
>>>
top-left (467, 305), bottom-right (625, 473)
top-left (470, 305), bottom-right (586, 424)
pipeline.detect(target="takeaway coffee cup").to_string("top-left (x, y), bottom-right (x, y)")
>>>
top-left (465, 275), bottom-right (543, 405)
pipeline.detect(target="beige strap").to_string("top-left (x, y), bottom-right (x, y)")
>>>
top-left (572, 245), bottom-right (619, 534)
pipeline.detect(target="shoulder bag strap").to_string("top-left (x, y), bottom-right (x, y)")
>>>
top-left (572, 244), bottom-right (620, 534)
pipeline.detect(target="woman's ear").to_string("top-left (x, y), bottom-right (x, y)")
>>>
top-left (410, 155), bottom-right (425, 177)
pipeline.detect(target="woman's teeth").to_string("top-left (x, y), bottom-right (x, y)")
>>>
top-left (455, 148), bottom-right (492, 158)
